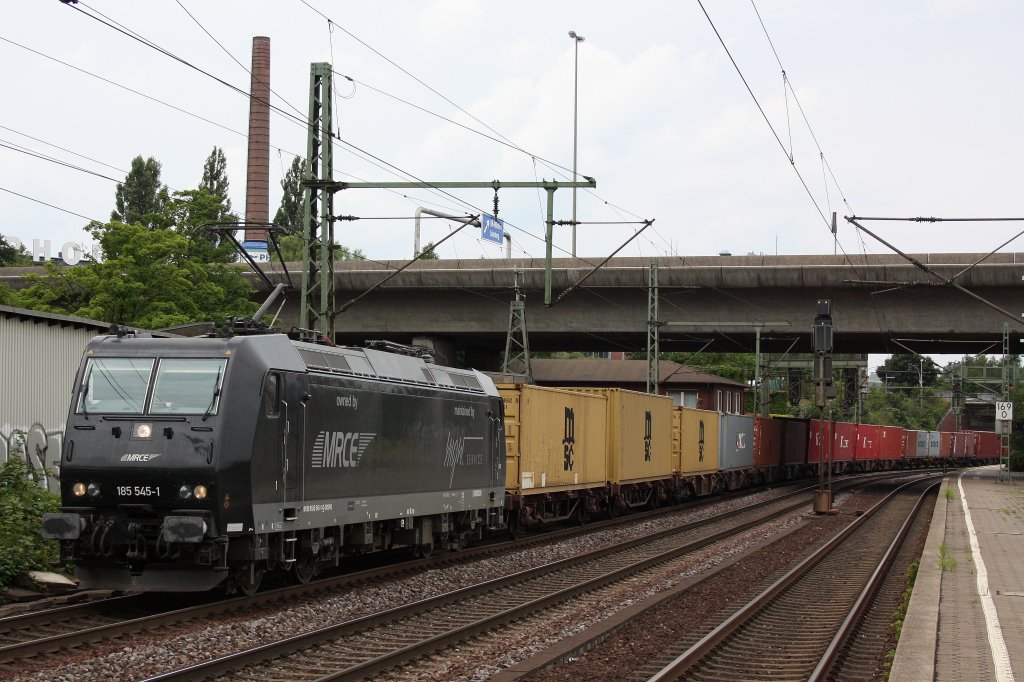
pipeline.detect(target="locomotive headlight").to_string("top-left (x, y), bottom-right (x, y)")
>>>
top-left (178, 484), bottom-right (192, 499)
top-left (72, 482), bottom-right (87, 497)
top-left (86, 482), bottom-right (101, 497)
top-left (193, 485), bottom-right (208, 500)
top-left (134, 423), bottom-right (153, 439)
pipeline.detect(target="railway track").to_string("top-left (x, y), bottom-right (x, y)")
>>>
top-left (0, 474), bottom-right (837, 672)
top-left (646, 476), bottom-right (938, 681)
top-left (0, 472), bottom-right (910, 680)
top-left (134, 480), bottom-right (845, 681)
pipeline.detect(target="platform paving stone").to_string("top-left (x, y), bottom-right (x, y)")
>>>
top-left (892, 466), bottom-right (1022, 682)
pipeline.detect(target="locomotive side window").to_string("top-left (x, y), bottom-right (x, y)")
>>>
top-left (77, 358), bottom-right (154, 414)
top-left (263, 373), bottom-right (280, 417)
top-left (149, 359), bottom-right (227, 415)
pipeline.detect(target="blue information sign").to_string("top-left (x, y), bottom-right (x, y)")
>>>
top-left (481, 214), bottom-right (504, 244)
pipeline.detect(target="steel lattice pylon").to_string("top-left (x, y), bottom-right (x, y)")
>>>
top-left (501, 269), bottom-right (531, 381)
top-left (647, 260), bottom-right (659, 394)
top-left (300, 63), bottom-right (334, 337)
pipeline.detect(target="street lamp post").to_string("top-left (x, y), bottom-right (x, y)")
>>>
top-left (568, 30), bottom-right (584, 257)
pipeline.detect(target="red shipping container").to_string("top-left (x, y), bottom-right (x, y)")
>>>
top-left (964, 431), bottom-right (978, 457)
top-left (808, 420), bottom-right (856, 463)
top-left (754, 417), bottom-right (783, 467)
top-left (976, 431), bottom-right (999, 458)
top-left (855, 424), bottom-right (881, 461)
top-left (781, 418), bottom-right (809, 465)
top-left (878, 426), bottom-right (905, 459)
top-left (833, 422), bottom-right (856, 461)
top-left (807, 419), bottom-right (832, 464)
top-left (939, 432), bottom-right (953, 458)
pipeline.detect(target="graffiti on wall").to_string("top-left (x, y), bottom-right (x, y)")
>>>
top-left (0, 424), bottom-right (63, 493)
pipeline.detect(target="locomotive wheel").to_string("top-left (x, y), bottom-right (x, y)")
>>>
top-left (508, 512), bottom-right (522, 540)
top-left (232, 565), bottom-right (263, 596)
top-left (293, 553), bottom-right (318, 585)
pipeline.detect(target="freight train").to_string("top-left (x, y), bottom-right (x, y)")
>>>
top-left (498, 384), bottom-right (1000, 532)
top-left (42, 331), bottom-right (999, 593)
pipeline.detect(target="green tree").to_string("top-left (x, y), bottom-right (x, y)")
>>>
top-left (860, 385), bottom-right (947, 429)
top-left (276, 235), bottom-right (365, 263)
top-left (273, 156), bottom-right (304, 230)
top-left (18, 195), bottom-right (256, 328)
top-left (200, 146), bottom-right (231, 215)
top-left (419, 242), bottom-right (439, 260)
top-left (875, 355), bottom-right (940, 387)
top-left (0, 456), bottom-right (60, 589)
top-left (0, 283), bottom-right (15, 305)
top-left (165, 188), bottom-right (237, 260)
top-left (0, 233), bottom-right (30, 266)
top-left (532, 351), bottom-right (589, 359)
top-left (653, 351), bottom-right (754, 384)
top-left (112, 155), bottom-right (170, 229)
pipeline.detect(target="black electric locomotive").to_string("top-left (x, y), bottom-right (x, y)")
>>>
top-left (43, 332), bottom-right (505, 593)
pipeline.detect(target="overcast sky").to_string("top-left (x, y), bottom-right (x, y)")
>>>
top-left (3, 0), bottom-right (1022, 268)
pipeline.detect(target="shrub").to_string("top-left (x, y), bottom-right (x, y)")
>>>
top-left (0, 457), bottom-right (61, 589)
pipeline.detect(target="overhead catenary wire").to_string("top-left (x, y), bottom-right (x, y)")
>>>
top-left (0, 124), bottom-right (128, 175)
top-left (0, 185), bottom-right (100, 223)
top-left (698, 0), bottom-right (828, 228)
top-left (845, 216), bottom-right (1024, 327)
top-left (0, 140), bottom-right (120, 183)
top-left (62, 2), bottom-right (661, 308)
top-left (737, 1), bottom-right (895, 335)
top-left (332, 70), bottom-right (579, 178)
top-left (299, 2), bottom-right (667, 256)
top-left (61, 4), bottom-right (512, 237)
top-left (71, 1), bottom-right (661, 273)
top-left (174, 0), bottom-right (307, 119)
top-left (749, 0), bottom-right (854, 216)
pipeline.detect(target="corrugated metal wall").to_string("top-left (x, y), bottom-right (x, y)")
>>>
top-left (0, 315), bottom-right (99, 490)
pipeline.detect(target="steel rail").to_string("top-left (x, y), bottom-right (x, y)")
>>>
top-left (808, 480), bottom-right (939, 681)
top-left (142, 488), bottom-right (826, 681)
top-left (0, 476), bottom-right (830, 666)
top-left (648, 475), bottom-right (940, 681)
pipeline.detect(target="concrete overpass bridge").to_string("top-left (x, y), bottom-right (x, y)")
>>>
top-left (248, 252), bottom-right (1024, 366)
top-left (4, 253), bottom-right (1022, 367)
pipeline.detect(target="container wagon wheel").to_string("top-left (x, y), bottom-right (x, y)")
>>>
top-left (508, 510), bottom-right (522, 540)
top-left (575, 501), bottom-right (590, 525)
top-left (232, 564), bottom-right (263, 596)
top-left (293, 552), bottom-right (318, 584)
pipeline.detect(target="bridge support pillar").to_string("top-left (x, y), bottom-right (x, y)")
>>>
top-left (411, 336), bottom-right (456, 366)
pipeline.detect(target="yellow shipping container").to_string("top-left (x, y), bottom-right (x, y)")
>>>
top-left (499, 384), bottom-right (608, 493)
top-left (569, 388), bottom-right (675, 484)
top-left (677, 407), bottom-right (720, 474)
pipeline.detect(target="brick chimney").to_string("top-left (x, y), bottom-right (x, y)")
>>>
top-left (245, 36), bottom-right (270, 242)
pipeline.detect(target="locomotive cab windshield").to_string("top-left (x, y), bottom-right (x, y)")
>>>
top-left (78, 357), bottom-right (226, 416)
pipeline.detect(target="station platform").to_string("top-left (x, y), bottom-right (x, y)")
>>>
top-left (891, 465), bottom-right (1023, 681)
